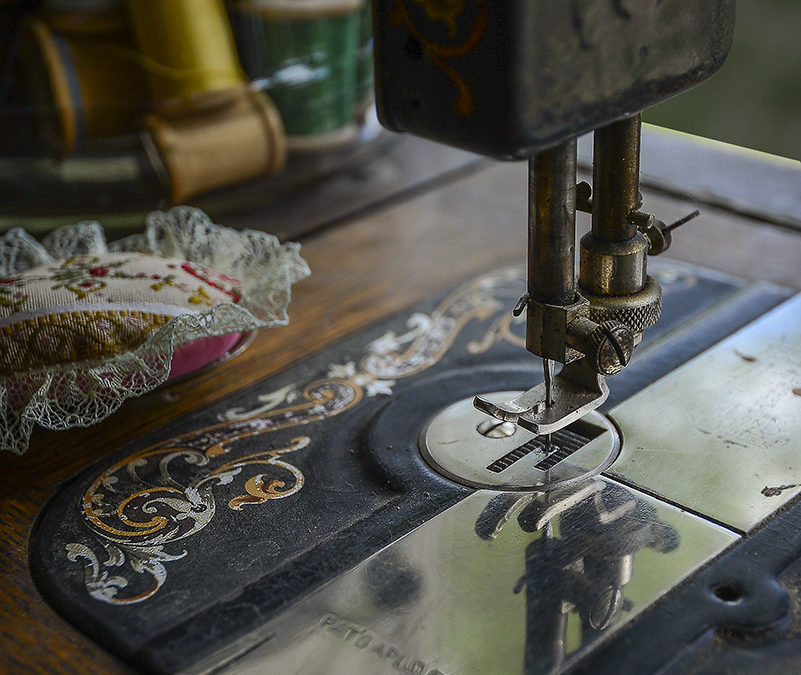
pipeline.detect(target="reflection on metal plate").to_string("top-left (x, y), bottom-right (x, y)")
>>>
top-left (200, 478), bottom-right (737, 675)
top-left (420, 393), bottom-right (620, 491)
top-left (609, 295), bottom-right (801, 533)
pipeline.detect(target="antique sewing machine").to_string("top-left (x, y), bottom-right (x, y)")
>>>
top-left (5, 1), bottom-right (801, 673)
top-left (374, 0), bottom-right (726, 484)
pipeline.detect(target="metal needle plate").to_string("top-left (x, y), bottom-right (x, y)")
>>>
top-left (205, 480), bottom-right (738, 675)
top-left (420, 392), bottom-right (620, 491)
top-left (608, 295), bottom-right (801, 533)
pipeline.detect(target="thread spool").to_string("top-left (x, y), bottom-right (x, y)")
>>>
top-left (14, 15), bottom-right (149, 155)
top-left (126, 0), bottom-right (246, 115)
top-left (353, 0), bottom-right (374, 116)
top-left (229, 0), bottom-right (363, 150)
top-left (145, 87), bottom-right (287, 203)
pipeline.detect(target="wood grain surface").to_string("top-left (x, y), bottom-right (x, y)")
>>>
top-left (1, 138), bottom-right (800, 674)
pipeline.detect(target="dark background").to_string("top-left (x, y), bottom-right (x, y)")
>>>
top-left (645, 0), bottom-right (800, 160)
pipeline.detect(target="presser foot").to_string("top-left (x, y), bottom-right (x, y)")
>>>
top-left (474, 388), bottom-right (545, 422)
top-left (474, 358), bottom-right (609, 435)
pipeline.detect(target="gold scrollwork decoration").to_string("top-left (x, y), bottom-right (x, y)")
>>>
top-left (68, 265), bottom-right (527, 605)
top-left (467, 311), bottom-right (526, 355)
top-left (219, 437), bottom-right (310, 510)
top-left (413, 0), bottom-right (466, 37)
top-left (390, 0), bottom-right (487, 115)
top-left (71, 436), bottom-right (311, 604)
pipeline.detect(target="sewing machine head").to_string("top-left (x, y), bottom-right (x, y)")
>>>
top-left (371, 1), bottom-right (736, 477)
top-left (372, 1), bottom-right (735, 158)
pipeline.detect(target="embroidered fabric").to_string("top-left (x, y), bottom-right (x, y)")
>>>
top-left (0, 207), bottom-right (310, 454)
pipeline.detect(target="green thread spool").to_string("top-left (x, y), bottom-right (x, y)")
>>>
top-left (353, 0), bottom-right (373, 115)
top-left (229, 0), bottom-right (363, 149)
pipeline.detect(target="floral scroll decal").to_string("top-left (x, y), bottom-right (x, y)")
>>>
top-left (413, 0), bottom-right (466, 36)
top-left (69, 437), bottom-right (310, 605)
top-left (67, 267), bottom-right (526, 605)
top-left (219, 267), bottom-right (523, 423)
top-left (390, 0), bottom-right (487, 115)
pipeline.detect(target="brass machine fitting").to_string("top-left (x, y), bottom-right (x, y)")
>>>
top-left (577, 115), bottom-right (666, 341)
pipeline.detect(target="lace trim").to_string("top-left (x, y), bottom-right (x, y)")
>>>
top-left (0, 207), bottom-right (310, 454)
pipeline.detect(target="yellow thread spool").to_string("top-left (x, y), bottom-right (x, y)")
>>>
top-left (15, 16), bottom-right (148, 155)
top-left (145, 88), bottom-right (287, 203)
top-left (15, 16), bottom-right (76, 154)
top-left (126, 0), bottom-right (246, 114)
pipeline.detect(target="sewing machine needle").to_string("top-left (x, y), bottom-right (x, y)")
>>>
top-left (543, 358), bottom-right (554, 407)
top-left (543, 359), bottom-right (555, 453)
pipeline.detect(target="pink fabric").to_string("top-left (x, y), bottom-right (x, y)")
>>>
top-left (167, 333), bottom-right (242, 382)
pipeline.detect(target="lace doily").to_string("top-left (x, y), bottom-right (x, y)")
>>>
top-left (0, 207), bottom-right (310, 454)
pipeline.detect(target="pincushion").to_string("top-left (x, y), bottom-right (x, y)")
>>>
top-left (0, 207), bottom-right (310, 454)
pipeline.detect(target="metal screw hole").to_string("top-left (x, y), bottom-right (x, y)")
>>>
top-left (476, 419), bottom-right (517, 439)
top-left (713, 583), bottom-right (744, 604)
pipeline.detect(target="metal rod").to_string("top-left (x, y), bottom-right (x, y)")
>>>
top-left (592, 114), bottom-right (641, 242)
top-left (528, 138), bottom-right (578, 306)
top-left (666, 209), bottom-right (701, 232)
